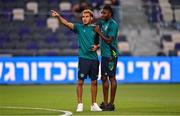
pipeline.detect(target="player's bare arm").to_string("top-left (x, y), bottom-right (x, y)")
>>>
top-left (94, 26), bottom-right (113, 44)
top-left (51, 10), bottom-right (74, 30)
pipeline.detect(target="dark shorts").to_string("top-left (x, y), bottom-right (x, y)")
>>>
top-left (101, 56), bottom-right (118, 77)
top-left (78, 57), bottom-right (99, 80)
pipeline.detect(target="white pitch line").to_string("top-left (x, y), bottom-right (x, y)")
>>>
top-left (0, 106), bottom-right (72, 116)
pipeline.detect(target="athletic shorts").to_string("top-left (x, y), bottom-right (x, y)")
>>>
top-left (101, 56), bottom-right (118, 77)
top-left (78, 57), bottom-right (99, 80)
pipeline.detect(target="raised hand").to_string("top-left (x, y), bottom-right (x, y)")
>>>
top-left (51, 10), bottom-right (60, 17)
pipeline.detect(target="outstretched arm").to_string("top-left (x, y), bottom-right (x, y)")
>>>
top-left (94, 26), bottom-right (113, 44)
top-left (51, 10), bottom-right (74, 30)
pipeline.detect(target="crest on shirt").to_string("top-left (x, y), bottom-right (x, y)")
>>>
top-left (104, 25), bottom-right (108, 31)
top-left (80, 73), bottom-right (84, 78)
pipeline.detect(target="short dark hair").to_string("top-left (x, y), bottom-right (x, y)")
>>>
top-left (103, 5), bottom-right (113, 16)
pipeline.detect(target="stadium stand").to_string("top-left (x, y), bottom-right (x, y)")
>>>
top-left (129, 0), bottom-right (180, 56)
top-left (0, 0), bottom-right (179, 56)
top-left (0, 0), bottom-right (122, 56)
top-left (12, 8), bottom-right (25, 21)
top-left (118, 34), bottom-right (131, 56)
top-left (26, 1), bottom-right (38, 14)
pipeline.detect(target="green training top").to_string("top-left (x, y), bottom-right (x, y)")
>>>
top-left (97, 18), bottom-right (119, 57)
top-left (73, 23), bottom-right (98, 60)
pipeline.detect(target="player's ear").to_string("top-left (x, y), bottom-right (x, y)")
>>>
top-left (91, 17), bottom-right (93, 20)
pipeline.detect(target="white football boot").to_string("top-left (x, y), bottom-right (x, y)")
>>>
top-left (76, 103), bottom-right (83, 112)
top-left (91, 103), bottom-right (102, 111)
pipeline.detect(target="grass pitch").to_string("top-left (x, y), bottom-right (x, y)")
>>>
top-left (0, 84), bottom-right (180, 115)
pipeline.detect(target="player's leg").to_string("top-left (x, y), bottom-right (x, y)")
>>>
top-left (77, 79), bottom-right (84, 104)
top-left (101, 75), bottom-right (109, 106)
top-left (104, 76), bottom-right (116, 111)
top-left (91, 79), bottom-right (97, 104)
top-left (89, 59), bottom-right (99, 104)
top-left (76, 79), bottom-right (84, 112)
top-left (89, 59), bottom-right (102, 111)
top-left (76, 58), bottom-right (89, 112)
top-left (107, 57), bottom-right (118, 111)
top-left (100, 57), bottom-right (110, 110)
top-left (90, 79), bottom-right (102, 111)
top-left (109, 76), bottom-right (117, 104)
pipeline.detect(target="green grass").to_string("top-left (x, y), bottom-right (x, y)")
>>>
top-left (0, 84), bottom-right (180, 115)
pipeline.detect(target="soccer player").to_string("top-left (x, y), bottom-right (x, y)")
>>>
top-left (94, 5), bottom-right (119, 111)
top-left (51, 9), bottom-right (102, 112)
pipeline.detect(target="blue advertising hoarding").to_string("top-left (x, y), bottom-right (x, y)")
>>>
top-left (0, 57), bottom-right (180, 84)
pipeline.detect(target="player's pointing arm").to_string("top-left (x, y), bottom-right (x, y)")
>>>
top-left (51, 10), bottom-right (74, 30)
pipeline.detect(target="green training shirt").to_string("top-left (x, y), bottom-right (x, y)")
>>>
top-left (74, 23), bottom-right (98, 60)
top-left (97, 18), bottom-right (119, 57)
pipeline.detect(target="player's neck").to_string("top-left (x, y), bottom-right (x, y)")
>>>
top-left (83, 23), bottom-right (91, 26)
top-left (104, 17), bottom-right (111, 22)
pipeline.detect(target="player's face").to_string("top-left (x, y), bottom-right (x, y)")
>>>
top-left (82, 13), bottom-right (92, 25)
top-left (101, 9), bottom-right (111, 21)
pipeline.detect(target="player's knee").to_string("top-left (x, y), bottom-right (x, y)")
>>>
top-left (91, 80), bottom-right (97, 86)
top-left (77, 80), bottom-right (84, 86)
top-left (110, 77), bottom-right (116, 81)
top-left (101, 77), bottom-right (108, 88)
top-left (101, 76), bottom-right (108, 83)
top-left (104, 82), bottom-right (109, 89)
top-left (110, 77), bottom-right (117, 85)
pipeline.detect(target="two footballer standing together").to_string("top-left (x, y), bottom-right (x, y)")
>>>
top-left (51, 5), bottom-right (118, 112)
